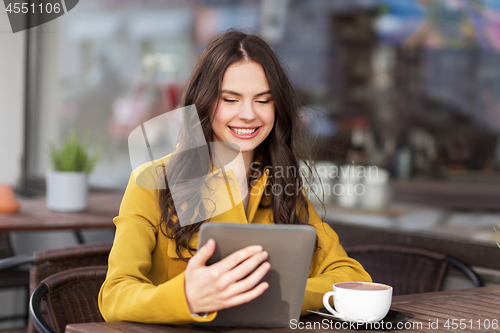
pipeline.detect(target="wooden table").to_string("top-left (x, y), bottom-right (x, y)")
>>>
top-left (66, 286), bottom-right (500, 333)
top-left (0, 192), bottom-right (121, 243)
top-left (392, 179), bottom-right (500, 211)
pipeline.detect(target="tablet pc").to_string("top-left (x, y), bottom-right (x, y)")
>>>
top-left (196, 223), bottom-right (316, 327)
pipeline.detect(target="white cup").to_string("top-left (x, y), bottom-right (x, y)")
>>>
top-left (337, 165), bottom-right (362, 208)
top-left (322, 282), bottom-right (392, 322)
top-left (360, 167), bottom-right (391, 209)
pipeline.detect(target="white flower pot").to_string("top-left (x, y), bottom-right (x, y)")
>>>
top-left (46, 171), bottom-right (88, 212)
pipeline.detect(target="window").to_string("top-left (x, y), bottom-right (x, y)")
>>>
top-left (23, 0), bottom-right (500, 208)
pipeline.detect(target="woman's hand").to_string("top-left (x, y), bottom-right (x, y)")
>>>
top-left (184, 238), bottom-right (271, 314)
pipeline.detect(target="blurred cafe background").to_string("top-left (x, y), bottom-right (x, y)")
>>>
top-left (13, 0), bottom-right (500, 192)
top-left (2, 0), bottom-right (500, 328)
top-left (6, 0), bottom-right (500, 190)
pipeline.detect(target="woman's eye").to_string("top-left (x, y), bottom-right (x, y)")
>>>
top-left (223, 99), bottom-right (237, 103)
top-left (256, 100), bottom-right (270, 104)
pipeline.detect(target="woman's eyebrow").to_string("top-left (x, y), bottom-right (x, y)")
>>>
top-left (221, 89), bottom-right (271, 97)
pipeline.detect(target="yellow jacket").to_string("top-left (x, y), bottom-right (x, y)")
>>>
top-left (98, 164), bottom-right (371, 325)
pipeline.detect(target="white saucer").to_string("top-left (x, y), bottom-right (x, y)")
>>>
top-left (307, 308), bottom-right (406, 324)
top-left (306, 309), bottom-right (367, 322)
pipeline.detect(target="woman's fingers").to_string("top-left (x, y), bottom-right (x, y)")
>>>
top-left (221, 281), bottom-right (270, 310)
top-left (185, 243), bottom-right (272, 313)
top-left (188, 238), bottom-right (216, 268)
top-left (222, 261), bottom-right (271, 297)
top-left (212, 245), bottom-right (264, 273)
top-left (215, 251), bottom-right (269, 290)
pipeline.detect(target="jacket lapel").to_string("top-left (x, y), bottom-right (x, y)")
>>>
top-left (247, 169), bottom-right (269, 222)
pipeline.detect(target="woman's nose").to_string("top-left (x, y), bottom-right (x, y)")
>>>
top-left (238, 102), bottom-right (257, 121)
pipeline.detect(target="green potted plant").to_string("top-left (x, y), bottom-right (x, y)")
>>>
top-left (46, 131), bottom-right (100, 211)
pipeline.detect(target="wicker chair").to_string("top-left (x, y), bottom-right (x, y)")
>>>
top-left (27, 242), bottom-right (112, 333)
top-left (29, 242), bottom-right (112, 296)
top-left (344, 244), bottom-right (483, 296)
top-left (29, 266), bottom-right (107, 333)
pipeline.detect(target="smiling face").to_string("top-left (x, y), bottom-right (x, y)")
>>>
top-left (212, 61), bottom-right (275, 163)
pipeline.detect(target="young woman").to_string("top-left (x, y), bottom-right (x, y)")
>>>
top-left (98, 30), bottom-right (371, 324)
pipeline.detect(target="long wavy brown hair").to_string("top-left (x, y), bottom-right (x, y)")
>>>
top-left (157, 29), bottom-right (312, 260)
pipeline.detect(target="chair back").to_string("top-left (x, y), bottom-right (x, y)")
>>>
top-left (30, 242), bottom-right (112, 293)
top-left (344, 244), bottom-right (450, 296)
top-left (30, 266), bottom-right (107, 333)
top-left (28, 242), bottom-right (112, 333)
top-left (0, 233), bottom-right (14, 259)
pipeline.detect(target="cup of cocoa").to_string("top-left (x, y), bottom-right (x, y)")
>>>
top-left (322, 282), bottom-right (393, 322)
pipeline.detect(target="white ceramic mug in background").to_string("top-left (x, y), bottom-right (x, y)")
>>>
top-left (359, 167), bottom-right (391, 210)
top-left (337, 165), bottom-right (362, 208)
top-left (322, 282), bottom-right (392, 322)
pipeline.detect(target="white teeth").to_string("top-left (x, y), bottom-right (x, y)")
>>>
top-left (231, 127), bottom-right (258, 135)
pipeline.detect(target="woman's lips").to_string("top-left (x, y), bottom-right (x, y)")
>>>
top-left (228, 126), bottom-right (261, 139)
